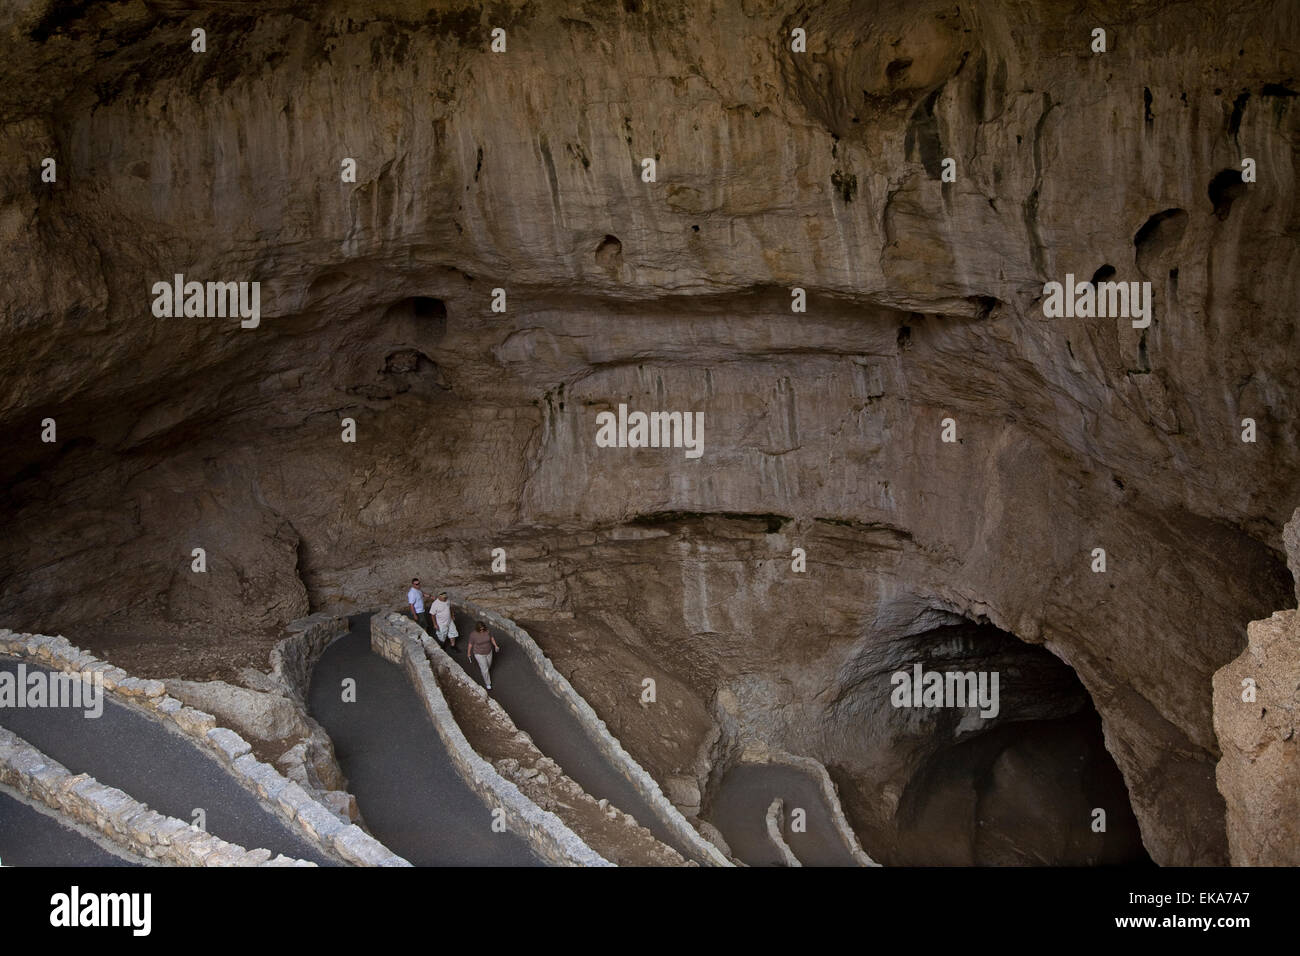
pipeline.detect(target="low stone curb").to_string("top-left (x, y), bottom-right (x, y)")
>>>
top-left (420, 621), bottom-right (689, 865)
top-left (372, 612), bottom-right (612, 867)
top-left (0, 628), bottom-right (409, 868)
top-left (764, 797), bottom-right (802, 867)
top-left (738, 743), bottom-right (878, 866)
top-left (0, 725), bottom-right (313, 866)
top-left (448, 597), bottom-right (732, 867)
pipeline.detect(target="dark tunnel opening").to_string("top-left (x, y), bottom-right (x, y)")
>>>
top-left (872, 622), bottom-right (1152, 866)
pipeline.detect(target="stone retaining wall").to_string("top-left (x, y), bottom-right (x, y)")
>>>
top-left (0, 726), bottom-right (312, 866)
top-left (371, 611), bottom-right (612, 867)
top-left (0, 628), bottom-right (408, 867)
top-left (447, 597), bottom-right (732, 867)
top-left (270, 612), bottom-right (348, 704)
top-left (263, 613), bottom-right (355, 813)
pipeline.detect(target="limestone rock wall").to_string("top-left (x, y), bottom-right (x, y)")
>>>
top-left (1, 0), bottom-right (1297, 864)
top-left (1213, 508), bottom-right (1300, 865)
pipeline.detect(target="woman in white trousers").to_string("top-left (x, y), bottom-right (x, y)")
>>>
top-left (467, 621), bottom-right (500, 690)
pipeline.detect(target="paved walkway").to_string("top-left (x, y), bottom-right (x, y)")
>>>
top-left (0, 786), bottom-right (142, 867)
top-left (706, 762), bottom-right (859, 867)
top-left (441, 608), bottom-right (689, 856)
top-left (0, 658), bottom-right (332, 865)
top-left (307, 615), bottom-right (539, 866)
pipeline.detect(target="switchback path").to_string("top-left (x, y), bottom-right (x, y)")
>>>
top-left (706, 762), bottom-right (859, 867)
top-left (308, 614), bottom-right (539, 866)
top-left (443, 606), bottom-right (690, 856)
top-left (0, 658), bottom-right (332, 865)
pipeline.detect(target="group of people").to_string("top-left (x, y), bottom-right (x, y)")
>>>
top-left (406, 578), bottom-right (500, 690)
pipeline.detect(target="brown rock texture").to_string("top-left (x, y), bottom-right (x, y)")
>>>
top-left (1, 0), bottom-right (1298, 864)
top-left (1213, 508), bottom-right (1300, 865)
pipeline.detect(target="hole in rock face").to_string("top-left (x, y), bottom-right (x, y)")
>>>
top-left (351, 298), bottom-right (452, 396)
top-left (970, 295), bottom-right (998, 320)
top-left (904, 88), bottom-right (944, 179)
top-left (384, 348), bottom-right (447, 388)
top-left (874, 621), bottom-right (1151, 865)
top-left (1228, 89), bottom-right (1250, 136)
top-left (1133, 208), bottom-right (1187, 276)
top-left (410, 296), bottom-right (446, 321)
top-left (1208, 169), bottom-right (1247, 220)
top-left (595, 234), bottom-right (623, 266)
top-left (1091, 264), bottom-right (1116, 285)
top-left (383, 349), bottom-right (428, 374)
top-left (381, 296), bottom-right (447, 341)
top-left (886, 58), bottom-right (912, 85)
top-left (830, 169), bottom-right (857, 202)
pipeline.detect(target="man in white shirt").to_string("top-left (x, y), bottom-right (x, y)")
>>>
top-left (429, 591), bottom-right (458, 649)
top-left (407, 578), bottom-right (432, 634)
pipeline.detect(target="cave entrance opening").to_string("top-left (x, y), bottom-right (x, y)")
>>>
top-left (888, 621), bottom-right (1152, 866)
